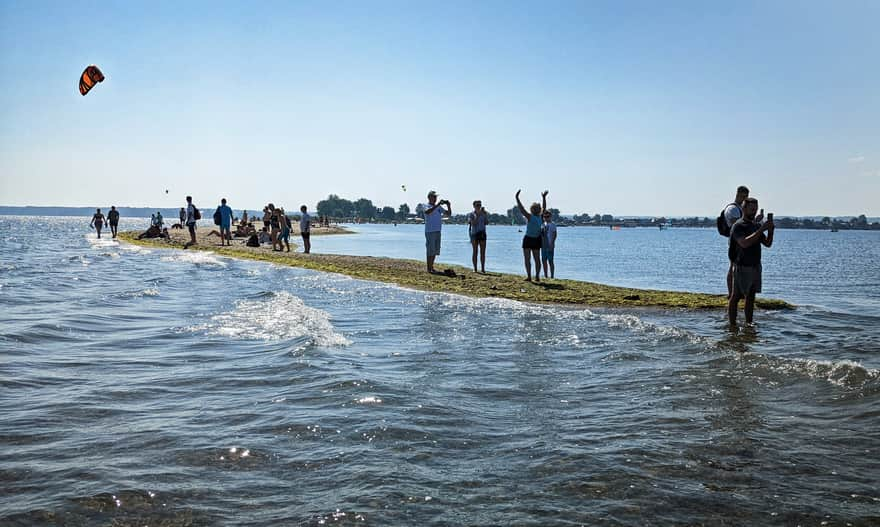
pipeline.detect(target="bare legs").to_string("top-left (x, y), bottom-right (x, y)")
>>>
top-left (728, 288), bottom-right (756, 325)
top-left (523, 248), bottom-right (541, 281)
top-left (471, 239), bottom-right (486, 273)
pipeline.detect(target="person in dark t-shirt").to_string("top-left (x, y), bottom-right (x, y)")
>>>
top-left (728, 197), bottom-right (774, 325)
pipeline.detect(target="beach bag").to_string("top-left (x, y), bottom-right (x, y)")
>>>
top-left (716, 203), bottom-right (738, 237)
top-left (192, 205), bottom-right (202, 221)
top-left (213, 207), bottom-right (222, 226)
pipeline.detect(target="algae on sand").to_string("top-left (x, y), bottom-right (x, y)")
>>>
top-left (118, 232), bottom-right (794, 311)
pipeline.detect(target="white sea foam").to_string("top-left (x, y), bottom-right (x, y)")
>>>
top-left (160, 251), bottom-right (227, 267)
top-left (753, 354), bottom-right (880, 388)
top-left (192, 291), bottom-right (351, 346)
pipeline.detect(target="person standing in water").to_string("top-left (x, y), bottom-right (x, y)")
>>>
top-left (90, 208), bottom-right (106, 238)
top-left (107, 206), bottom-right (120, 238)
top-left (728, 197), bottom-right (774, 325)
top-left (467, 200), bottom-right (487, 273)
top-left (515, 189), bottom-right (548, 282)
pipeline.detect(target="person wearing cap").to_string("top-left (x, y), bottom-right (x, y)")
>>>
top-left (421, 190), bottom-right (452, 273)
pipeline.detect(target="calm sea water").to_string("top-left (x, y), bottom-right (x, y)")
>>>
top-left (1, 216), bottom-right (878, 526)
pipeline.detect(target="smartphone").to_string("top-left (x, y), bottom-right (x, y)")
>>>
top-left (767, 213), bottom-right (774, 221)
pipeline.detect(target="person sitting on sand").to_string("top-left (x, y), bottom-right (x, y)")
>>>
top-left (207, 229), bottom-right (232, 241)
top-left (234, 222), bottom-right (255, 237)
top-left (90, 208), bottom-right (106, 239)
top-left (137, 224), bottom-right (162, 239)
top-left (515, 189), bottom-right (548, 282)
top-left (246, 232), bottom-right (260, 247)
top-left (258, 227), bottom-right (271, 245)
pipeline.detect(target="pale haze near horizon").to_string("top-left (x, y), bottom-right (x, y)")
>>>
top-left (1, 1), bottom-right (877, 217)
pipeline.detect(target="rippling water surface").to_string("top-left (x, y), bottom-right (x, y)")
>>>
top-left (1, 216), bottom-right (878, 526)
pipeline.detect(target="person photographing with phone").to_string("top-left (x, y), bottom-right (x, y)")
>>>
top-left (422, 190), bottom-right (452, 273)
top-left (728, 197), bottom-right (774, 325)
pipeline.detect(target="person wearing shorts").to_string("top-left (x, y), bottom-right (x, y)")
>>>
top-left (468, 200), bottom-right (487, 273)
top-left (217, 198), bottom-right (233, 246)
top-left (422, 190), bottom-right (451, 273)
top-left (184, 196), bottom-right (197, 248)
top-left (278, 207), bottom-right (291, 252)
top-left (299, 205), bottom-right (311, 253)
top-left (107, 206), bottom-right (120, 238)
top-left (728, 197), bottom-right (774, 325)
top-left (515, 189), bottom-right (548, 282)
top-left (541, 210), bottom-right (557, 279)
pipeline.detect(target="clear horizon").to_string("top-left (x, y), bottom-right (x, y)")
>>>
top-left (1, 1), bottom-right (878, 216)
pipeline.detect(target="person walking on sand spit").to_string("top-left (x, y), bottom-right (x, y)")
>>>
top-left (90, 208), bottom-right (106, 239)
top-left (217, 198), bottom-right (233, 246)
top-left (468, 200), bottom-right (487, 273)
top-left (184, 196), bottom-right (198, 249)
top-left (299, 205), bottom-right (312, 254)
top-left (728, 197), bottom-right (774, 325)
top-left (422, 190), bottom-right (452, 273)
top-left (515, 189), bottom-right (548, 282)
top-left (107, 206), bottom-right (120, 239)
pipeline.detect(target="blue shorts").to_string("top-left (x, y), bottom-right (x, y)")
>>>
top-left (541, 248), bottom-right (554, 263)
top-left (220, 221), bottom-right (231, 231)
top-left (425, 231), bottom-right (441, 257)
top-left (280, 228), bottom-right (290, 242)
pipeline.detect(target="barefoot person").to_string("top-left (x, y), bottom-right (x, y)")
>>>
top-left (217, 198), bottom-right (233, 246)
top-left (184, 196), bottom-right (198, 249)
top-left (728, 197), bottom-right (774, 325)
top-left (719, 185), bottom-right (749, 298)
top-left (515, 190), bottom-right (548, 282)
top-left (299, 205), bottom-right (312, 254)
top-left (468, 200), bottom-right (487, 273)
top-left (278, 207), bottom-right (291, 252)
top-left (541, 210), bottom-right (557, 279)
top-left (90, 208), bottom-right (106, 238)
top-left (107, 206), bottom-right (120, 238)
top-left (422, 190), bottom-right (452, 273)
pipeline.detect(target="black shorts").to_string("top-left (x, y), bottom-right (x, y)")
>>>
top-left (470, 231), bottom-right (486, 242)
top-left (187, 223), bottom-right (196, 236)
top-left (109, 222), bottom-right (118, 227)
top-left (522, 235), bottom-right (541, 249)
top-left (301, 231), bottom-right (310, 239)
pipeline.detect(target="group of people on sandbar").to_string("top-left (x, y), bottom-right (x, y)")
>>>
top-left (420, 189), bottom-right (557, 281)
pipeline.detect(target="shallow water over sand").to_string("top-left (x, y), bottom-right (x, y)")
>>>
top-left (1, 216), bottom-right (878, 525)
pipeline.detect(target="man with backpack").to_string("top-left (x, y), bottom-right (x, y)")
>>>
top-left (184, 195), bottom-right (200, 249)
top-left (214, 198), bottom-right (233, 246)
top-left (728, 197), bottom-right (774, 325)
top-left (717, 185), bottom-right (749, 298)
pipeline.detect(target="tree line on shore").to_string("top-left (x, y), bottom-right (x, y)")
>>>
top-left (315, 195), bottom-right (879, 230)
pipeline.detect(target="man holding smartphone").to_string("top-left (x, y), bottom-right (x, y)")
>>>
top-left (422, 190), bottom-right (452, 273)
top-left (728, 197), bottom-right (774, 325)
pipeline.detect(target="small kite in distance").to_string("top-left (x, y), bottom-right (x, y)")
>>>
top-left (79, 65), bottom-right (105, 96)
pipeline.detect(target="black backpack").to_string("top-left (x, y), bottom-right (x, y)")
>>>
top-left (716, 203), bottom-right (739, 237)
top-left (192, 205), bottom-right (202, 221)
top-left (213, 207), bottom-right (222, 226)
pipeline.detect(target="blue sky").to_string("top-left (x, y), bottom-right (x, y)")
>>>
top-left (1, 0), bottom-right (877, 216)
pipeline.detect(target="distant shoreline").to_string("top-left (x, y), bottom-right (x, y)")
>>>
top-left (118, 229), bottom-right (793, 311)
top-left (2, 207), bottom-right (877, 230)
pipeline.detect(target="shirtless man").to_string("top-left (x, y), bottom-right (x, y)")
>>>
top-left (107, 206), bottom-right (120, 238)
